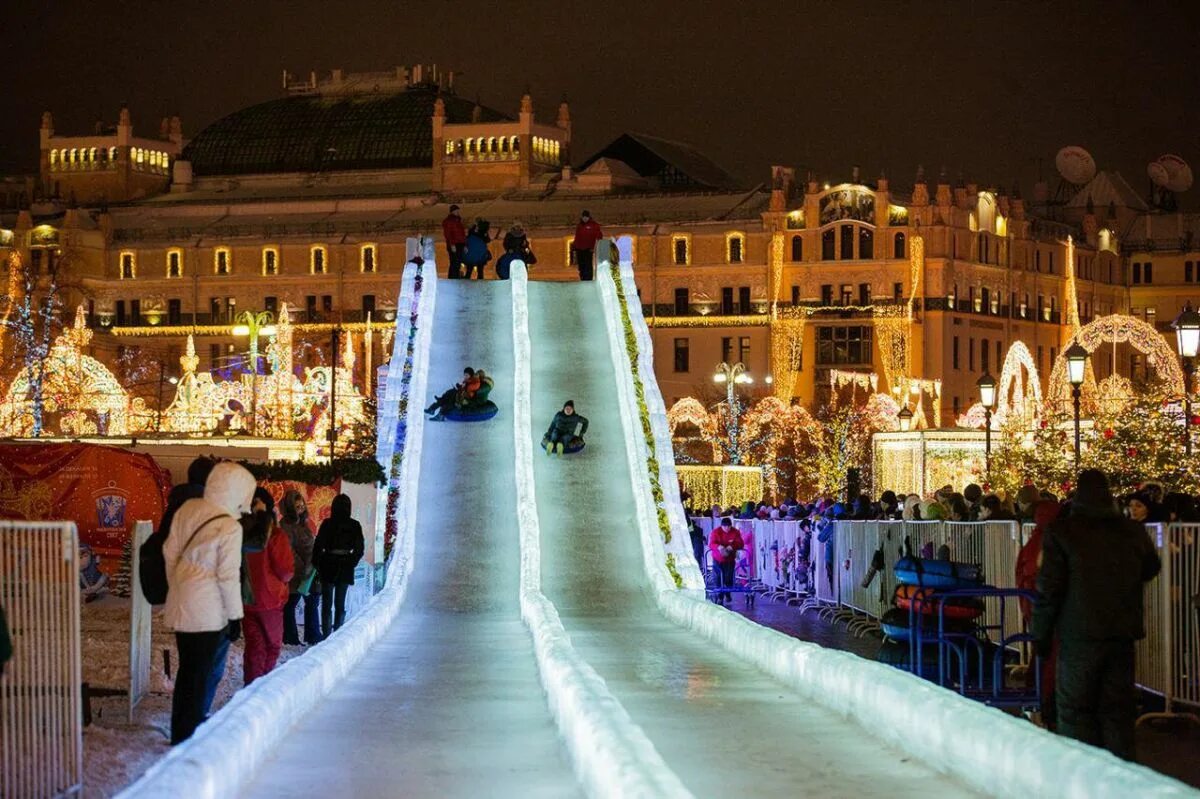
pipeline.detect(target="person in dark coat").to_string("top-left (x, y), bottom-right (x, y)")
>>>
top-left (688, 519), bottom-right (707, 572)
top-left (544, 400), bottom-right (588, 455)
top-left (463, 219), bottom-right (492, 280)
top-left (159, 457), bottom-right (218, 543)
top-left (1031, 469), bottom-right (1160, 760)
top-left (571, 210), bottom-right (603, 281)
top-left (313, 494), bottom-right (364, 636)
top-left (279, 491), bottom-right (321, 645)
top-left (442, 204), bottom-right (466, 279)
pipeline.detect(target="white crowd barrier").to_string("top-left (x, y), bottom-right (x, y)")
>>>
top-left (1, 521), bottom-right (83, 799)
top-left (1138, 522), bottom-right (1200, 723)
top-left (129, 520), bottom-right (153, 723)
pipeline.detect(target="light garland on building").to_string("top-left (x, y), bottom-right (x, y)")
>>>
top-left (676, 465), bottom-right (764, 510)
top-left (645, 314), bottom-right (770, 329)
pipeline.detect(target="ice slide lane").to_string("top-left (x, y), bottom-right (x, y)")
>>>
top-left (241, 281), bottom-right (581, 798)
top-left (527, 281), bottom-right (980, 799)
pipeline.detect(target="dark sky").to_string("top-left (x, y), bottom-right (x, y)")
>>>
top-left (7, 0), bottom-right (1200, 205)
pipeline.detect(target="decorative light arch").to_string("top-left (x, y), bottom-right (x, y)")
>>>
top-left (667, 397), bottom-right (720, 461)
top-left (1048, 314), bottom-right (1184, 411)
top-left (995, 340), bottom-right (1042, 428)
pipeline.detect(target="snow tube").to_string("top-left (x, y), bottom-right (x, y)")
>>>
top-left (880, 607), bottom-right (977, 641)
top-left (893, 584), bottom-right (984, 621)
top-left (541, 434), bottom-right (585, 454)
top-left (893, 556), bottom-right (983, 589)
top-left (442, 401), bottom-right (499, 422)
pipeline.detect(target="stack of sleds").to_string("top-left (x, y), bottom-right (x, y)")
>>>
top-left (878, 555), bottom-right (985, 672)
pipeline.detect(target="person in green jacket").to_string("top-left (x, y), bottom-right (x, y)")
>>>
top-left (544, 400), bottom-right (589, 455)
top-left (0, 603), bottom-right (12, 677)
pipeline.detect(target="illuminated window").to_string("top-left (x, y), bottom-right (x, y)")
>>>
top-left (726, 233), bottom-right (745, 264)
top-left (672, 235), bottom-right (690, 265)
top-left (167, 249), bottom-right (183, 278)
top-left (215, 248), bottom-right (231, 275)
top-left (893, 232), bottom-right (906, 259)
top-left (262, 247), bottom-right (278, 276)
top-left (361, 244), bottom-right (377, 273)
top-left (444, 140), bottom-right (454, 156)
top-left (816, 325), bottom-right (873, 365)
top-left (49, 149), bottom-right (57, 167)
top-left (791, 234), bottom-right (803, 261)
top-left (511, 136), bottom-right (520, 155)
top-left (310, 246), bottom-right (327, 274)
top-left (120, 251), bottom-right (136, 279)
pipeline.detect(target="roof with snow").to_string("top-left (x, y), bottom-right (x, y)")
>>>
top-left (578, 132), bottom-right (742, 191)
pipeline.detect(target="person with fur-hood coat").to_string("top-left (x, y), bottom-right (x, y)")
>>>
top-left (164, 461), bottom-right (256, 744)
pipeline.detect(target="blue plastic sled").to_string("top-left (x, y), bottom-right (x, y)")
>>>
top-left (894, 556), bottom-right (983, 589)
top-left (541, 434), bottom-right (585, 454)
top-left (443, 401), bottom-right (499, 422)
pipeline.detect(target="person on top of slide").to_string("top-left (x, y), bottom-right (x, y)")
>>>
top-left (544, 400), bottom-right (589, 455)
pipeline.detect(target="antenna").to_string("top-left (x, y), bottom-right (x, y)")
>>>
top-left (1159, 154), bottom-right (1194, 193)
top-left (1148, 160), bottom-right (1171, 189)
top-left (1055, 146), bottom-right (1097, 185)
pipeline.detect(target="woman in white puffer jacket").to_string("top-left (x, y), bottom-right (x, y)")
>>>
top-left (164, 461), bottom-right (255, 744)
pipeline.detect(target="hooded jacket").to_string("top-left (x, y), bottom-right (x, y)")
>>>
top-left (163, 462), bottom-right (256, 633)
top-left (280, 490), bottom-right (317, 593)
top-left (314, 495), bottom-right (364, 586)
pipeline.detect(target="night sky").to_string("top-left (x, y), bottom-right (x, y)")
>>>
top-left (7, 0), bottom-right (1200, 205)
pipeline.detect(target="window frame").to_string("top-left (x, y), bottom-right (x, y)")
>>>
top-left (119, 250), bottom-right (136, 280)
top-left (214, 247), bottom-right (231, 276)
top-left (166, 248), bottom-right (183, 279)
top-left (671, 234), bottom-right (691, 266)
top-left (725, 231), bottom-right (746, 264)
top-left (262, 246), bottom-right (279, 276)
top-left (361, 243), bottom-right (378, 273)
top-left (310, 245), bottom-right (328, 275)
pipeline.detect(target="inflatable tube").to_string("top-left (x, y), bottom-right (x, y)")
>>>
top-left (893, 556), bottom-right (983, 589)
top-left (541, 434), bottom-right (586, 454)
top-left (880, 607), bottom-right (977, 641)
top-left (443, 401), bottom-right (499, 422)
top-left (893, 584), bottom-right (984, 621)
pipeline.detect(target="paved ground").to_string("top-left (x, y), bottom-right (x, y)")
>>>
top-left (731, 590), bottom-right (1200, 789)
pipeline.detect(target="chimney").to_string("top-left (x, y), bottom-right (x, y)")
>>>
top-left (911, 165), bottom-right (929, 206)
top-left (936, 167), bottom-right (952, 207)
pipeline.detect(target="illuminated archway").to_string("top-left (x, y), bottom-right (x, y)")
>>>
top-left (995, 341), bottom-right (1042, 428)
top-left (667, 397), bottom-right (720, 461)
top-left (1048, 314), bottom-right (1184, 411)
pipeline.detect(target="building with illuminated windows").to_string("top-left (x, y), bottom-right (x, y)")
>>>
top-left (2, 66), bottom-right (1196, 429)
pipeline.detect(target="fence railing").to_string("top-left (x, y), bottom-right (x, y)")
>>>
top-left (0, 521), bottom-right (83, 799)
top-left (694, 516), bottom-right (1200, 720)
top-left (129, 520), bottom-right (153, 723)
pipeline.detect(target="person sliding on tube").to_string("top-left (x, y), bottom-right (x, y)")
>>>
top-left (544, 400), bottom-right (588, 455)
top-left (426, 367), bottom-right (481, 421)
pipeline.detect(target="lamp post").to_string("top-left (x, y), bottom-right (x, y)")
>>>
top-left (977, 371), bottom-right (997, 479)
top-left (713, 361), bottom-right (753, 465)
top-left (1173, 303), bottom-right (1200, 457)
top-left (231, 310), bottom-right (277, 436)
top-left (898, 405), bottom-right (913, 432)
top-left (1065, 342), bottom-right (1089, 469)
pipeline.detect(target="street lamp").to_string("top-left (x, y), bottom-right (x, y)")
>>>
top-left (232, 310), bottom-right (277, 436)
top-left (713, 361), bottom-right (752, 465)
top-left (977, 372), bottom-right (997, 479)
top-left (1065, 341), bottom-right (1089, 468)
top-left (898, 405), bottom-right (913, 432)
top-left (1173, 303), bottom-right (1200, 456)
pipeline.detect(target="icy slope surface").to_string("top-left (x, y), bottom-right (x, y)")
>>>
top-left (240, 281), bottom-right (580, 798)
top-left (527, 281), bottom-right (978, 798)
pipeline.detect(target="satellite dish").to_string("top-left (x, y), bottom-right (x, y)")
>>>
top-left (1158, 154), bottom-right (1194, 193)
top-left (1055, 146), bottom-right (1097, 185)
top-left (1148, 160), bottom-right (1171, 188)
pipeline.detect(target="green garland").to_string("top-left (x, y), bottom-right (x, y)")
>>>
top-left (242, 457), bottom-right (386, 487)
top-left (611, 264), bottom-right (682, 588)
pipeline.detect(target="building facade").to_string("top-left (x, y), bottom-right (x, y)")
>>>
top-left (2, 66), bottom-right (1196, 430)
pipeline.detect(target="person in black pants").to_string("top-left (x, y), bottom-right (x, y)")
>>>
top-left (1032, 469), bottom-right (1160, 760)
top-left (313, 494), bottom-right (365, 636)
top-left (172, 627), bottom-right (235, 744)
top-left (571, 210), bottom-right (603, 281)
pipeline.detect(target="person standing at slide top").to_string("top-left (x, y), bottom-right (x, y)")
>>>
top-left (571, 210), bottom-right (603, 281)
top-left (442, 204), bottom-right (467, 279)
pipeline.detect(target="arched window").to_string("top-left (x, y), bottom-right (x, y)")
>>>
top-left (120, 251), bottom-right (136, 279)
top-left (166, 249), bottom-right (183, 278)
top-left (858, 228), bottom-right (874, 260)
top-left (262, 247), bottom-right (279, 276)
top-left (361, 244), bottom-right (377, 273)
top-left (214, 248), bottom-right (231, 275)
top-left (310, 246), bottom-right (327, 275)
top-left (821, 229), bottom-right (836, 261)
top-left (726, 233), bottom-right (745, 264)
top-left (790, 234), bottom-right (803, 262)
top-left (893, 231), bottom-right (906, 259)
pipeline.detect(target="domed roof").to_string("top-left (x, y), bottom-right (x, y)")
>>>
top-left (183, 88), bottom-right (510, 176)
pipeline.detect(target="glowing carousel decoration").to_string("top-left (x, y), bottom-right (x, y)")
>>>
top-left (0, 306), bottom-right (150, 437)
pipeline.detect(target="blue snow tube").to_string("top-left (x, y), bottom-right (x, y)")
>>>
top-left (893, 556), bottom-right (983, 589)
top-left (541, 434), bottom-right (586, 454)
top-left (443, 401), bottom-right (499, 422)
top-left (880, 607), bottom-right (977, 641)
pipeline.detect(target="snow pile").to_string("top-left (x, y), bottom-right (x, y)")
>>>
top-left (118, 242), bottom-right (438, 799)
top-left (598, 257), bottom-right (1199, 799)
top-left (510, 262), bottom-right (692, 799)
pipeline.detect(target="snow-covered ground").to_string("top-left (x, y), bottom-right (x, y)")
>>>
top-left (80, 597), bottom-right (308, 797)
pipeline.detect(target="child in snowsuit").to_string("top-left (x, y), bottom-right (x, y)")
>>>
top-left (544, 400), bottom-right (589, 455)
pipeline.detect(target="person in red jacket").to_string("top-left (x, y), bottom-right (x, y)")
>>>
top-left (242, 488), bottom-right (294, 684)
top-left (1016, 499), bottom-right (1062, 729)
top-left (708, 517), bottom-right (744, 606)
top-left (442, 204), bottom-right (467, 280)
top-left (571, 210), bottom-right (603, 281)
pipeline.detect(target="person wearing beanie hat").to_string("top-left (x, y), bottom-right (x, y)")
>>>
top-left (1032, 469), bottom-right (1160, 759)
top-left (544, 400), bottom-right (589, 455)
top-left (571, 210), bottom-right (604, 281)
top-left (442, 204), bottom-right (466, 279)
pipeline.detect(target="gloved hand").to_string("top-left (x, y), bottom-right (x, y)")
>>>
top-left (227, 619), bottom-right (242, 642)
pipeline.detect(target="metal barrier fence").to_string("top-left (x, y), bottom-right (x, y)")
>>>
top-left (1138, 523), bottom-right (1200, 723)
top-left (129, 520), bottom-right (153, 723)
top-left (0, 521), bottom-right (83, 798)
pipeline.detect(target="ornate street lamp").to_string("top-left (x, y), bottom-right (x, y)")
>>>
top-left (898, 405), bottom-right (913, 432)
top-left (1065, 341), bottom-right (1089, 468)
top-left (977, 372), bottom-right (997, 479)
top-left (714, 361), bottom-right (752, 465)
top-left (1173, 303), bottom-right (1200, 456)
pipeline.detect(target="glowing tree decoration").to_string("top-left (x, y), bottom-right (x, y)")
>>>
top-left (667, 397), bottom-right (721, 461)
top-left (0, 306), bottom-right (141, 436)
top-left (1047, 314), bottom-right (1185, 413)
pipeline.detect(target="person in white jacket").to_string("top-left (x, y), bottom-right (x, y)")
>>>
top-left (164, 461), bottom-right (255, 744)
